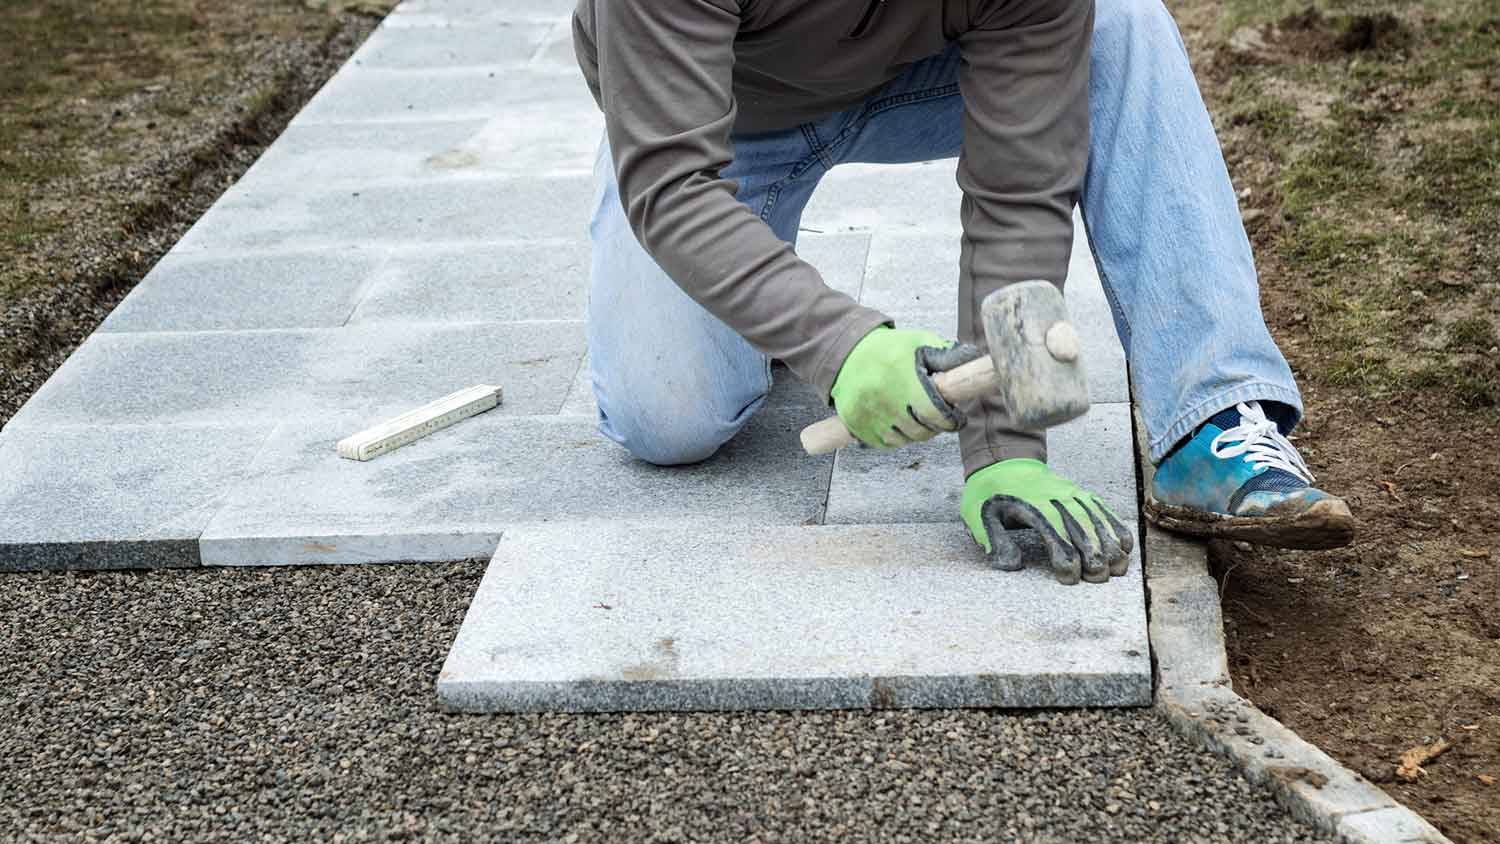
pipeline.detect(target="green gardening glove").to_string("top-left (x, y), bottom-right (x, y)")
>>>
top-left (830, 326), bottom-right (982, 449)
top-left (962, 459), bottom-right (1135, 585)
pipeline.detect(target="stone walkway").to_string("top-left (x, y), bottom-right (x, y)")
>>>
top-left (0, 0), bottom-right (1146, 710)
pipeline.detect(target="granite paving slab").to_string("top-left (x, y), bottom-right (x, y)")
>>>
top-left (292, 67), bottom-right (585, 126)
top-left (98, 248), bottom-right (383, 333)
top-left (6, 321), bottom-right (583, 428)
top-left (529, 25), bottom-right (582, 70)
top-left (199, 381), bottom-right (832, 567)
top-left (0, 424), bottom-right (272, 571)
top-left (823, 401), bottom-right (1139, 527)
top-left (794, 231), bottom-right (871, 301)
top-left (437, 522), bottom-right (1151, 712)
top-left (347, 239), bottom-right (586, 324)
top-left (174, 176), bottom-right (594, 253)
top-left (306, 230), bottom-right (863, 351)
top-left (855, 229), bottom-right (960, 335)
top-left (236, 113), bottom-right (602, 187)
top-left (385, 0), bottom-right (578, 26)
top-left (802, 162), bottom-right (964, 236)
top-left (352, 21), bottom-right (554, 70)
top-left (557, 352), bottom-right (595, 417)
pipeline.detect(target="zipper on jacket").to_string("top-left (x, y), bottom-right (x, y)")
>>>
top-left (846, 0), bottom-right (886, 39)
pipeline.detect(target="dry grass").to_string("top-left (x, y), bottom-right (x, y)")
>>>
top-left (1204, 0), bottom-right (1499, 410)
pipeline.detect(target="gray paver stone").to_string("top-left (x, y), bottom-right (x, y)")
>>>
top-left (0, 424), bottom-right (271, 571)
top-left (352, 22), bottom-right (552, 70)
top-left (293, 68), bottom-right (586, 125)
top-left (530, 24), bottom-right (584, 70)
top-left (437, 521), bottom-right (1151, 712)
top-left (175, 177), bottom-right (594, 253)
top-left (100, 248), bottom-right (382, 333)
top-left (795, 231), bottom-right (871, 301)
top-left (802, 162), bottom-right (963, 236)
top-left (386, 0), bottom-right (577, 25)
top-left (8, 322), bottom-right (583, 428)
top-left (1147, 574), bottom-right (1231, 691)
top-left (200, 382), bottom-right (835, 566)
top-left (238, 112), bottom-right (602, 187)
top-left (558, 352), bottom-right (595, 417)
top-left (348, 240), bottom-right (586, 324)
top-left (857, 230), bottom-right (960, 336)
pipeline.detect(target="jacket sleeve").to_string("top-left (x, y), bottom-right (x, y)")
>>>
top-left (595, 0), bottom-right (890, 401)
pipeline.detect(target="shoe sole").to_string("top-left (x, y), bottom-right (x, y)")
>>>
top-left (1144, 496), bottom-right (1356, 550)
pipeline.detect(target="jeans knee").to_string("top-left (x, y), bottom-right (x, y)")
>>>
top-left (598, 391), bottom-right (766, 467)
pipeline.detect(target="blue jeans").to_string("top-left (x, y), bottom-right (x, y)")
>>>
top-left (586, 0), bottom-right (1303, 470)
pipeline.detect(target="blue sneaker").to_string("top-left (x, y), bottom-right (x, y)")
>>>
top-left (1146, 402), bottom-right (1355, 549)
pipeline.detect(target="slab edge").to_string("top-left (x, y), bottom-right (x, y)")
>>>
top-left (437, 671), bottom-right (1151, 714)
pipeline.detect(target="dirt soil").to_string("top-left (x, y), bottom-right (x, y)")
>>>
top-left (0, 0), bottom-right (392, 425)
top-left (1168, 1), bottom-right (1500, 841)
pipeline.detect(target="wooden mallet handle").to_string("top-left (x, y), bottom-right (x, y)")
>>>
top-left (799, 356), bottom-right (997, 455)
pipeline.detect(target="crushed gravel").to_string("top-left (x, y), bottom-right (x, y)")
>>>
top-left (0, 561), bottom-right (1332, 842)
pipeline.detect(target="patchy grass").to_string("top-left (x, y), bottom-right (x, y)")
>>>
top-left (0, 1), bottom-right (363, 303)
top-left (1207, 0), bottom-right (1499, 410)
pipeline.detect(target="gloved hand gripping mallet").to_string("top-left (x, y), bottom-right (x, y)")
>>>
top-left (800, 280), bottom-right (1089, 454)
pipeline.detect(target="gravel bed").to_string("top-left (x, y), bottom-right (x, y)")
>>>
top-left (1, 561), bottom-right (1332, 843)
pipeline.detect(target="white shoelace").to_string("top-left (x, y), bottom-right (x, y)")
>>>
top-left (1209, 402), bottom-right (1315, 483)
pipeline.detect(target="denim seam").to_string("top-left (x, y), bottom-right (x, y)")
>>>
top-left (800, 123), bottom-right (836, 170)
top-left (1078, 203), bottom-right (1133, 347)
top-left (823, 84), bottom-right (962, 159)
top-left (1149, 381), bottom-right (1305, 464)
top-left (759, 138), bottom-right (829, 224)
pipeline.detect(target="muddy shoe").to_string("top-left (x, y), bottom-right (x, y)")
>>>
top-left (1146, 401), bottom-right (1355, 549)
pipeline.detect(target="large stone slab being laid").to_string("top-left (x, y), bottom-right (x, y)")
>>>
top-left (199, 380), bottom-right (833, 566)
top-left (437, 522), bottom-right (1151, 712)
top-left (0, 424), bottom-right (272, 571)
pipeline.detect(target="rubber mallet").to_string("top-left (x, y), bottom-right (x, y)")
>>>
top-left (800, 280), bottom-right (1089, 455)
